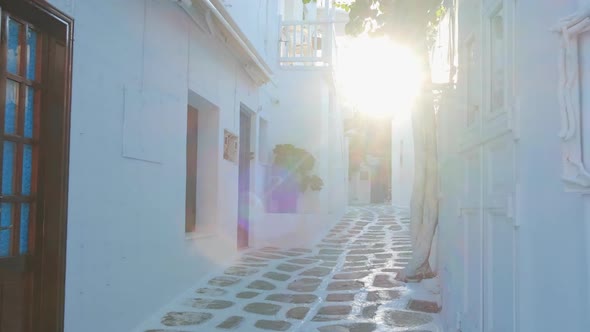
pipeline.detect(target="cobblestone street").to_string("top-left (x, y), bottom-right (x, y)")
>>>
top-left (140, 206), bottom-right (442, 331)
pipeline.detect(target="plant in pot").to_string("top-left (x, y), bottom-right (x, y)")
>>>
top-left (269, 144), bottom-right (323, 213)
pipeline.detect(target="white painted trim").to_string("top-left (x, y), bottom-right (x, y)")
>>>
top-left (181, 0), bottom-right (274, 85)
top-left (552, 4), bottom-right (590, 192)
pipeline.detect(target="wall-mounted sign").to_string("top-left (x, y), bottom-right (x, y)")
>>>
top-left (224, 130), bottom-right (238, 163)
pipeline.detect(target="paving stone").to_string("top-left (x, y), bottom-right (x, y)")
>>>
top-left (265, 293), bottom-right (318, 304)
top-left (348, 249), bottom-right (384, 255)
top-left (317, 322), bottom-right (378, 331)
top-left (248, 252), bottom-right (286, 260)
top-left (238, 263), bottom-right (269, 267)
top-left (287, 258), bottom-right (317, 265)
top-left (255, 320), bottom-right (292, 331)
top-left (236, 291), bottom-right (260, 299)
top-left (362, 304), bottom-right (380, 319)
top-left (343, 261), bottom-right (367, 267)
top-left (161, 312), bottom-right (212, 326)
top-left (300, 267), bottom-right (332, 277)
top-left (320, 261), bottom-right (338, 267)
top-left (375, 253), bottom-right (393, 259)
top-left (263, 271), bottom-right (291, 281)
top-left (184, 298), bottom-right (234, 309)
top-left (286, 307), bottom-right (310, 320)
top-left (315, 255), bottom-right (340, 262)
top-left (216, 316), bottom-right (244, 329)
top-left (340, 266), bottom-right (369, 273)
top-left (240, 257), bottom-right (267, 263)
top-left (146, 330), bottom-right (189, 332)
top-left (319, 248), bottom-right (344, 255)
top-left (326, 293), bottom-right (356, 302)
top-left (277, 251), bottom-right (305, 257)
top-left (373, 274), bottom-right (402, 288)
top-left (243, 302), bottom-right (282, 315)
top-left (261, 247), bottom-right (280, 251)
top-left (333, 272), bottom-right (369, 280)
top-left (290, 248), bottom-right (313, 253)
top-left (276, 263), bottom-right (304, 272)
top-left (383, 310), bottom-right (433, 327)
top-left (224, 266), bottom-right (259, 276)
top-left (367, 290), bottom-right (402, 302)
top-left (407, 299), bottom-right (441, 313)
top-left (345, 255), bottom-right (368, 262)
top-left (195, 287), bottom-right (227, 297)
top-left (288, 278), bottom-right (322, 292)
top-left (327, 280), bottom-right (364, 291)
top-left (208, 276), bottom-right (241, 287)
top-left (247, 280), bottom-right (276, 291)
top-left (312, 315), bottom-right (346, 322)
top-left (318, 305), bottom-right (352, 315)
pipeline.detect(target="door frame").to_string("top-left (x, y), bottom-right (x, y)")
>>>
top-left (0, 0), bottom-right (73, 331)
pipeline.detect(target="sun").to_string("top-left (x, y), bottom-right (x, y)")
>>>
top-left (336, 36), bottom-right (423, 118)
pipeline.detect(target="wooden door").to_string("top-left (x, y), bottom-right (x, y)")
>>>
top-left (0, 1), bottom-right (72, 331)
top-left (185, 106), bottom-right (198, 233)
top-left (237, 110), bottom-right (250, 249)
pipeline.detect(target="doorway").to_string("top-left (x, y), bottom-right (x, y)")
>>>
top-left (237, 109), bottom-right (251, 249)
top-left (185, 106), bottom-right (198, 233)
top-left (0, 1), bottom-right (73, 331)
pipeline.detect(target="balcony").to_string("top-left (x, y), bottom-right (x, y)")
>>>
top-left (279, 20), bottom-right (337, 67)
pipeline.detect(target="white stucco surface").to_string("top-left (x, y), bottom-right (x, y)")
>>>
top-left (43, 0), bottom-right (347, 331)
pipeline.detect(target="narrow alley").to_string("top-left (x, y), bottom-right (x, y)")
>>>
top-left (139, 206), bottom-right (441, 332)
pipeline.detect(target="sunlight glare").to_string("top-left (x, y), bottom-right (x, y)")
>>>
top-left (336, 36), bottom-right (423, 118)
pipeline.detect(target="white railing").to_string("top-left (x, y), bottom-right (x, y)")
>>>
top-left (279, 20), bottom-right (335, 67)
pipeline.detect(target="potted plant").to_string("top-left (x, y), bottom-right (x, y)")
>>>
top-left (269, 144), bottom-right (323, 213)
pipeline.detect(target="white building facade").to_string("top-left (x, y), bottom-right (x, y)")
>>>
top-left (0, 0), bottom-right (347, 331)
top-left (390, 0), bottom-right (590, 331)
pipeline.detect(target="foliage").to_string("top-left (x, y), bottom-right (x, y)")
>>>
top-left (304, 0), bottom-right (446, 51)
top-left (272, 144), bottom-right (324, 192)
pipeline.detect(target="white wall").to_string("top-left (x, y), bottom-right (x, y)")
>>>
top-left (44, 0), bottom-right (277, 331)
top-left (437, 1), bottom-right (589, 331)
top-left (391, 116), bottom-right (414, 208)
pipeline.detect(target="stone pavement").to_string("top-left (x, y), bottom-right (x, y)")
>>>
top-left (140, 205), bottom-right (442, 332)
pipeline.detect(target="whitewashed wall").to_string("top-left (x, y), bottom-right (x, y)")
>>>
top-left (43, 0), bottom-right (281, 331)
top-left (437, 1), bottom-right (589, 331)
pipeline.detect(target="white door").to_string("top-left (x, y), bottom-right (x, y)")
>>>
top-left (458, 1), bottom-right (518, 331)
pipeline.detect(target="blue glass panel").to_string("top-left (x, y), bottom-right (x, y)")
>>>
top-left (22, 144), bottom-right (32, 195)
top-left (0, 202), bottom-right (11, 257)
top-left (2, 142), bottom-right (15, 195)
top-left (5, 80), bottom-right (18, 134)
top-left (0, 229), bottom-right (10, 257)
top-left (19, 204), bottom-right (29, 254)
top-left (7, 19), bottom-right (21, 75)
top-left (0, 203), bottom-right (12, 227)
top-left (24, 87), bottom-right (34, 138)
top-left (26, 28), bottom-right (37, 80)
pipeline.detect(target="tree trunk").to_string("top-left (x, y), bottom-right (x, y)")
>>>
top-left (395, 55), bottom-right (439, 282)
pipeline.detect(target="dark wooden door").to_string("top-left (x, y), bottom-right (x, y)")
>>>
top-left (0, 1), bottom-right (72, 331)
top-left (185, 106), bottom-right (198, 233)
top-left (237, 111), bottom-right (250, 249)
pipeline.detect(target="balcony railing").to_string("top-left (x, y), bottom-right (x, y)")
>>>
top-left (279, 20), bottom-right (336, 67)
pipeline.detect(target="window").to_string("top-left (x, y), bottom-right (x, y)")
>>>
top-left (0, 17), bottom-right (41, 257)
